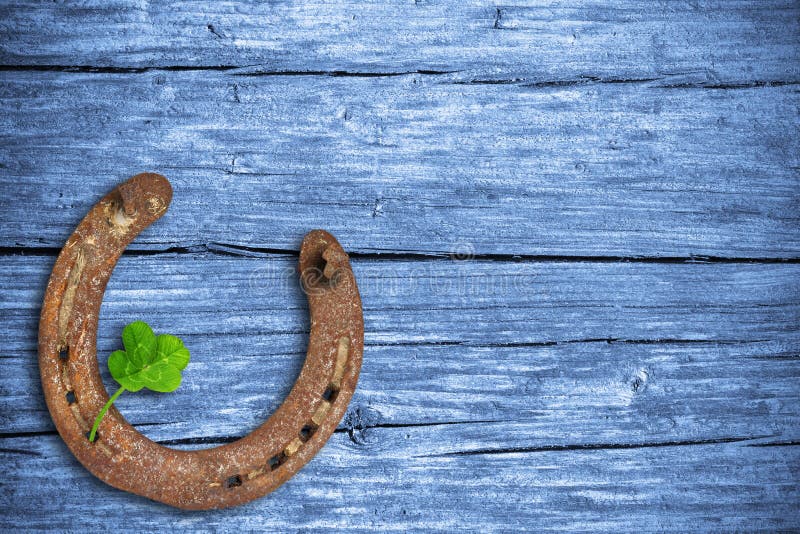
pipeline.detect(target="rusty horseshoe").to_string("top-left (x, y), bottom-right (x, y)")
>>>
top-left (38, 173), bottom-right (364, 509)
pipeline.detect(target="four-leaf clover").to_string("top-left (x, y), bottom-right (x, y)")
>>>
top-left (89, 321), bottom-right (190, 442)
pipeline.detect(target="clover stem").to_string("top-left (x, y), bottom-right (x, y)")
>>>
top-left (89, 386), bottom-right (126, 442)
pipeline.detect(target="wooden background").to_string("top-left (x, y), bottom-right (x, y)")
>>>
top-left (1, 1), bottom-right (799, 530)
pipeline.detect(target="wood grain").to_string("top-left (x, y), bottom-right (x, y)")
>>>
top-left (1, 1), bottom-right (798, 84)
top-left (1, 71), bottom-right (798, 257)
top-left (1, 0), bottom-right (799, 529)
top-left (3, 253), bottom-right (798, 438)
top-left (2, 433), bottom-right (798, 531)
top-left (1, 252), bottom-right (798, 527)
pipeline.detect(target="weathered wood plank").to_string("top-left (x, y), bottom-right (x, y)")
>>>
top-left (6, 338), bottom-right (799, 446)
top-left (1, 71), bottom-right (798, 257)
top-left (1, 1), bottom-right (798, 85)
top-left (2, 253), bottom-right (798, 446)
top-left (2, 1), bottom-right (799, 528)
top-left (1, 433), bottom-right (798, 530)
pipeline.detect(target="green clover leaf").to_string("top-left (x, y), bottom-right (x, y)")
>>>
top-left (89, 321), bottom-right (191, 442)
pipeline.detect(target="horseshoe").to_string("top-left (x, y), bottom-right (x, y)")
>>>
top-left (38, 173), bottom-right (364, 509)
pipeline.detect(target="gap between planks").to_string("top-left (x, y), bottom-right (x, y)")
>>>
top-left (0, 65), bottom-right (798, 90)
top-left (2, 428), bottom-right (796, 456)
top-left (1, 245), bottom-right (799, 264)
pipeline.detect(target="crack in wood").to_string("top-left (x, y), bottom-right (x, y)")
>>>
top-left (2, 245), bottom-right (799, 264)
top-left (1, 65), bottom-right (797, 90)
top-left (0, 420), bottom-right (513, 444)
top-left (374, 338), bottom-right (770, 348)
top-left (6, 431), bottom-right (792, 457)
top-left (0, 65), bottom-right (459, 78)
top-left (0, 447), bottom-right (42, 457)
top-left (423, 434), bottom-right (780, 457)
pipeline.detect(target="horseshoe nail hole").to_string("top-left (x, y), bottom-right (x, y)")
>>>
top-left (269, 453), bottom-right (287, 471)
top-left (299, 424), bottom-right (317, 442)
top-left (108, 194), bottom-right (136, 227)
top-left (310, 254), bottom-right (329, 278)
top-left (322, 385), bottom-right (339, 403)
top-left (225, 475), bottom-right (242, 489)
top-left (58, 347), bottom-right (69, 362)
top-left (65, 391), bottom-right (76, 404)
top-left (85, 430), bottom-right (99, 441)
top-left (301, 265), bottom-right (330, 292)
top-left (113, 204), bottom-right (134, 226)
top-left (301, 248), bottom-right (339, 291)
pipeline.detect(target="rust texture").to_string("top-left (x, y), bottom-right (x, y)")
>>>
top-left (38, 173), bottom-right (364, 509)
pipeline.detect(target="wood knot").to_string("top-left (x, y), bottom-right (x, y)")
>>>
top-left (343, 405), bottom-right (381, 446)
top-left (629, 368), bottom-right (650, 395)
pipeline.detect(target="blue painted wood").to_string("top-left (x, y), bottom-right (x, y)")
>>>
top-left (3, 254), bottom-right (799, 439)
top-left (1, 252), bottom-right (799, 529)
top-left (1, 1), bottom-right (798, 84)
top-left (1, 0), bottom-right (799, 530)
top-left (2, 433), bottom-right (798, 531)
top-left (0, 71), bottom-right (798, 257)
